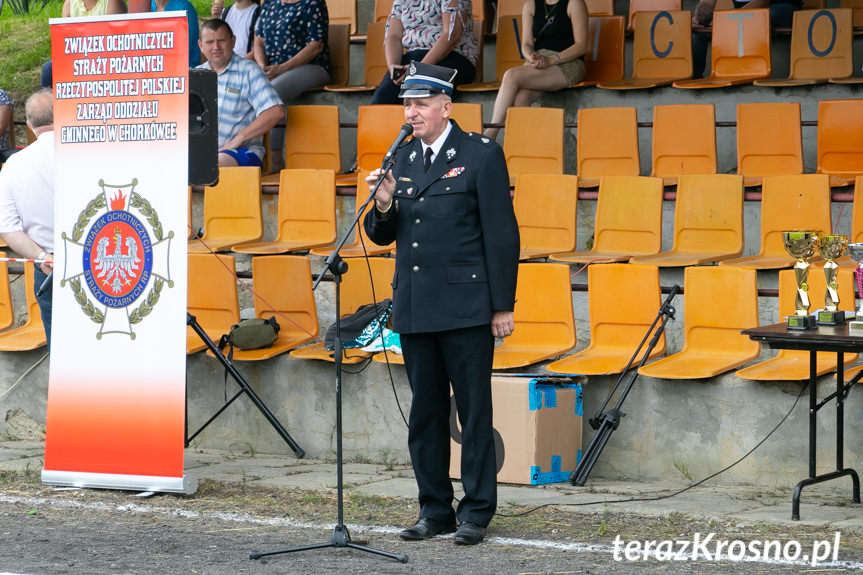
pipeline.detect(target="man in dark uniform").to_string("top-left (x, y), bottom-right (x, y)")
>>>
top-left (364, 61), bottom-right (520, 546)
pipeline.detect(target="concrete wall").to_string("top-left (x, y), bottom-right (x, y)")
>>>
top-left (4, 18), bottom-right (863, 488)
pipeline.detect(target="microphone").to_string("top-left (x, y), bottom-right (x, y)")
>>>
top-left (381, 123), bottom-right (413, 168)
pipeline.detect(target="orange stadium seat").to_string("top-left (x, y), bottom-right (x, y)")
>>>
top-left (630, 174), bottom-right (744, 267)
top-left (736, 102), bottom-right (804, 187)
top-left (650, 104), bottom-right (716, 185)
top-left (0, 264), bottom-right (45, 351)
top-left (232, 169), bottom-right (337, 255)
top-left (720, 174), bottom-right (832, 270)
top-left (326, 0), bottom-right (357, 34)
top-left (816, 99), bottom-right (863, 186)
top-left (373, 0), bottom-right (393, 22)
top-left (546, 264), bottom-right (666, 375)
top-left (736, 268), bottom-right (858, 381)
top-left (284, 105), bottom-right (342, 172)
top-left (503, 107), bottom-right (564, 185)
top-left (638, 266), bottom-right (760, 379)
top-left (492, 263), bottom-right (576, 369)
top-left (336, 105), bottom-right (405, 188)
top-left (627, 0), bottom-right (682, 31)
top-left (839, 0), bottom-right (863, 30)
top-left (211, 256), bottom-right (319, 361)
top-left (673, 8), bottom-right (771, 88)
top-left (262, 105), bottom-right (342, 186)
top-left (325, 20), bottom-right (388, 92)
top-left (812, 175), bottom-right (863, 271)
top-left (188, 167), bottom-right (262, 254)
top-left (292, 256), bottom-right (395, 364)
top-left (325, 23), bottom-right (351, 88)
top-left (755, 9), bottom-right (855, 86)
top-left (309, 169), bottom-right (394, 258)
top-left (572, 15), bottom-right (626, 87)
top-left (549, 176), bottom-right (663, 264)
top-left (576, 106), bottom-right (640, 187)
top-left (450, 102), bottom-right (483, 133)
top-left (586, 0), bottom-right (614, 15)
top-left (497, 0), bottom-right (523, 17)
top-left (513, 173), bottom-right (579, 260)
top-left (601, 10), bottom-right (691, 89)
top-left (459, 15), bottom-right (524, 91)
top-left (0, 254), bottom-right (18, 334)
top-left (186, 253), bottom-right (240, 355)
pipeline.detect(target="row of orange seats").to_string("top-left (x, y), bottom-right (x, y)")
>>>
top-left (259, 101), bottom-right (863, 191)
top-left (187, 250), bottom-right (861, 384)
top-left (326, 7), bottom-right (863, 94)
top-left (192, 165), bottom-right (863, 270)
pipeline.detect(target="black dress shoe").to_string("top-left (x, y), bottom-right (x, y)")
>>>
top-left (453, 521), bottom-right (486, 545)
top-left (399, 517), bottom-right (457, 541)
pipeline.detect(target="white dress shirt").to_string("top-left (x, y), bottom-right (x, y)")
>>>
top-left (0, 131), bottom-right (55, 252)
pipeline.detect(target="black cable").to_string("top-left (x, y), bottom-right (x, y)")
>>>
top-left (355, 211), bottom-right (409, 429)
top-left (496, 380), bottom-right (809, 518)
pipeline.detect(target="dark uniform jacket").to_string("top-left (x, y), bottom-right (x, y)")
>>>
top-left (364, 121), bottom-right (520, 334)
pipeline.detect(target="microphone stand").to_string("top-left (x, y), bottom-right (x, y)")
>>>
top-left (250, 155), bottom-right (408, 564)
top-left (570, 285), bottom-right (680, 487)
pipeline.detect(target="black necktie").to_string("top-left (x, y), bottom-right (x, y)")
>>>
top-left (424, 147), bottom-right (433, 172)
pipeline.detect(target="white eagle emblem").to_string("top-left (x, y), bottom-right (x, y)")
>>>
top-left (446, 147), bottom-right (456, 160)
top-left (93, 226), bottom-right (141, 294)
top-left (409, 150), bottom-right (417, 162)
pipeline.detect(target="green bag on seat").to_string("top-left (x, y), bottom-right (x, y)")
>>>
top-left (221, 317), bottom-right (280, 351)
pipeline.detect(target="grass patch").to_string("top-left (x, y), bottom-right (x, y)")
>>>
top-left (0, 0), bottom-right (212, 112)
top-left (0, 0), bottom-right (63, 113)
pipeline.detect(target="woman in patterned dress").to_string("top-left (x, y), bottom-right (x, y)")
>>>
top-left (371, 0), bottom-right (478, 105)
top-left (253, 0), bottom-right (330, 103)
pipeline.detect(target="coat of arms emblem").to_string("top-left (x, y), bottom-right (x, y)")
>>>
top-left (61, 178), bottom-right (174, 339)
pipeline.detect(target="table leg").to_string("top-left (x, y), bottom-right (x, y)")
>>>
top-left (791, 350), bottom-right (861, 520)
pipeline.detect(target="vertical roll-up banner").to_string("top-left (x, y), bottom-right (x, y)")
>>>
top-left (42, 13), bottom-right (194, 493)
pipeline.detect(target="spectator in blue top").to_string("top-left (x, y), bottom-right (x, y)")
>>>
top-left (152, 0), bottom-right (202, 67)
top-left (253, 0), bottom-right (330, 104)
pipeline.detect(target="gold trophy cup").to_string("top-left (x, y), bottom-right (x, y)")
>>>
top-left (783, 230), bottom-right (821, 330)
top-left (848, 243), bottom-right (863, 331)
top-left (816, 234), bottom-right (849, 325)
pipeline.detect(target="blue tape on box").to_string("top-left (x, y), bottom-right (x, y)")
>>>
top-left (526, 376), bottom-right (583, 416)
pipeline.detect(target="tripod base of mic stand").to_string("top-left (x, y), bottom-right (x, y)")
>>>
top-left (249, 524), bottom-right (408, 563)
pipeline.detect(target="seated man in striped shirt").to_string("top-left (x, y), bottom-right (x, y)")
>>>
top-left (197, 18), bottom-right (284, 167)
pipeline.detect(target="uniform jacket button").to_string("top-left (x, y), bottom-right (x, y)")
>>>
top-left (415, 218), bottom-right (421, 224)
top-left (412, 242), bottom-right (419, 248)
top-left (413, 266), bottom-right (419, 272)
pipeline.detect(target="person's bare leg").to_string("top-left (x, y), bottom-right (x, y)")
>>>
top-left (218, 152), bottom-right (239, 167)
top-left (483, 66), bottom-right (570, 141)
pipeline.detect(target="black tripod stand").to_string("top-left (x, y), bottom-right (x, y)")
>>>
top-left (250, 136), bottom-right (409, 564)
top-left (570, 285), bottom-right (680, 487)
top-left (186, 313), bottom-right (304, 458)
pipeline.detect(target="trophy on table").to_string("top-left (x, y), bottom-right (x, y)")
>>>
top-left (782, 230), bottom-right (821, 330)
top-left (816, 234), bottom-right (849, 325)
top-left (847, 243), bottom-right (863, 331)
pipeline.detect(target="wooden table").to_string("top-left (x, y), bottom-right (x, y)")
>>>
top-left (742, 323), bottom-right (862, 519)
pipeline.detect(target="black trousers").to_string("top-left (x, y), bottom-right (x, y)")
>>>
top-left (400, 324), bottom-right (497, 527)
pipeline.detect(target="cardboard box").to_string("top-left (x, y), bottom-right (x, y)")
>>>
top-left (450, 374), bottom-right (583, 485)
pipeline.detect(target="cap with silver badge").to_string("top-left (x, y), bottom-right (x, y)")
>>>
top-left (399, 61), bottom-right (458, 98)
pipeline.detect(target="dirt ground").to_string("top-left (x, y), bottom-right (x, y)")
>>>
top-left (2, 469), bottom-right (863, 574)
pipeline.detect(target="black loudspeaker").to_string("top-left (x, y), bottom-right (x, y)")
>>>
top-left (189, 68), bottom-right (219, 186)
